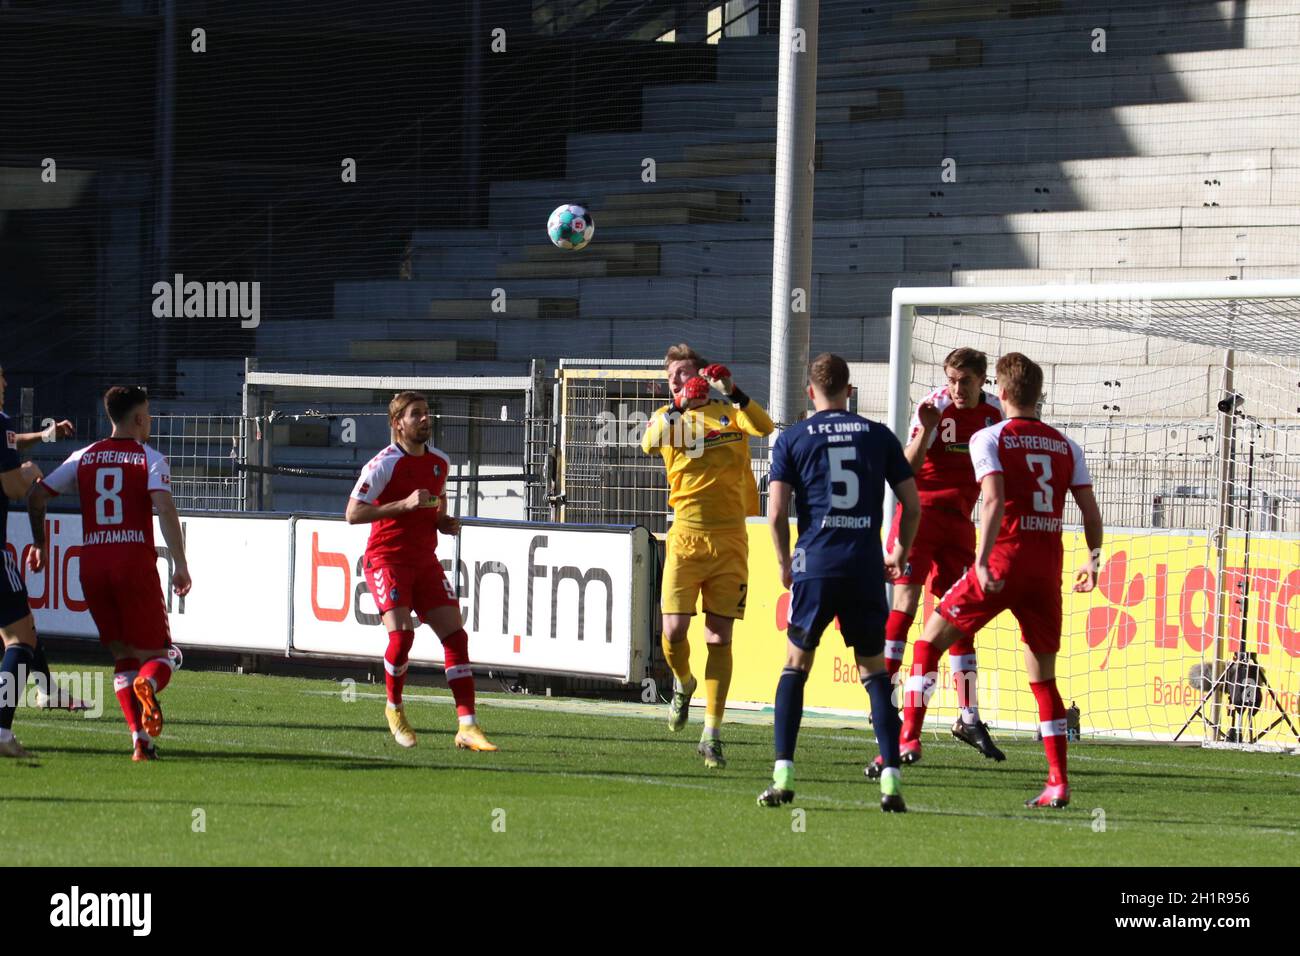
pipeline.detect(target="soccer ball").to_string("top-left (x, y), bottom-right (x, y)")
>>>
top-left (547, 203), bottom-right (594, 251)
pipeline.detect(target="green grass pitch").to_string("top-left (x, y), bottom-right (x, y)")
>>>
top-left (3, 662), bottom-right (1299, 866)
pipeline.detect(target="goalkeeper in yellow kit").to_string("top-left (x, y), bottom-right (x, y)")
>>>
top-left (641, 343), bottom-right (774, 768)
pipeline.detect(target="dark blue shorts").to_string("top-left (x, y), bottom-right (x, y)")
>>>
top-left (787, 576), bottom-right (887, 655)
top-left (0, 550), bottom-right (32, 630)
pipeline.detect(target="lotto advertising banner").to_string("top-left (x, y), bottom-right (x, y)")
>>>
top-left (4, 513), bottom-right (291, 652)
top-left (293, 517), bottom-right (654, 681)
top-left (728, 521), bottom-right (1300, 741)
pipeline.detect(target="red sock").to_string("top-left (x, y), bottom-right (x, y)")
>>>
top-left (901, 640), bottom-right (941, 743)
top-left (884, 610), bottom-right (914, 679)
top-left (949, 634), bottom-right (978, 719)
top-left (113, 659), bottom-right (142, 734)
top-left (384, 630), bottom-right (415, 705)
top-left (1030, 679), bottom-right (1068, 786)
top-left (138, 656), bottom-right (174, 694)
top-left (441, 628), bottom-right (475, 719)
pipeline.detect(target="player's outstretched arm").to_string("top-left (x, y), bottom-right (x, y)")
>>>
top-left (735, 396), bottom-right (774, 437)
top-left (975, 473), bottom-right (1006, 594)
top-left (1071, 485), bottom-right (1104, 593)
top-left (16, 420), bottom-right (74, 450)
top-left (767, 479), bottom-right (794, 590)
top-left (885, 477), bottom-right (921, 581)
top-left (152, 490), bottom-right (192, 596)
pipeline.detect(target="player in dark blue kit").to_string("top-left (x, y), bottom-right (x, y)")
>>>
top-left (0, 366), bottom-right (78, 756)
top-left (760, 354), bottom-right (921, 812)
top-left (0, 365), bottom-right (79, 757)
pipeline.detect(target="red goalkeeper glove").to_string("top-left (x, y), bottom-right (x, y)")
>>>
top-left (700, 364), bottom-right (734, 396)
top-left (700, 363), bottom-right (730, 381)
top-left (681, 376), bottom-right (710, 404)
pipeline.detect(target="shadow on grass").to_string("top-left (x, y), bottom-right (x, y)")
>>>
top-left (0, 793), bottom-right (299, 809)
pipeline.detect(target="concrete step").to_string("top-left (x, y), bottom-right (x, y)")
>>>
top-left (834, 35), bottom-right (983, 65)
top-left (349, 339), bottom-right (498, 362)
top-left (486, 175), bottom-right (860, 231)
top-left (892, 0), bottom-right (1063, 27)
top-left (499, 244), bottom-right (661, 279)
top-left (859, 148), bottom-right (1273, 186)
top-left (718, 36), bottom-right (982, 82)
top-left (758, 87), bottom-right (906, 112)
top-left (569, 91), bottom-right (1300, 177)
top-left (1181, 225), bottom-right (1300, 268)
top-left (335, 283), bottom-right (582, 321)
top-left (496, 259), bottom-right (614, 280)
top-left (978, 2), bottom-right (1300, 64)
top-left (735, 89), bottom-right (905, 127)
top-left (656, 236), bottom-right (904, 276)
top-left (845, 148), bottom-right (1283, 213)
top-left (658, 157), bottom-right (776, 177)
top-left (427, 297), bottom-right (578, 319)
top-left (597, 205), bottom-right (746, 226)
top-left (851, 170), bottom-right (1269, 218)
top-left (949, 266), bottom-right (1241, 287)
top-left (522, 241), bottom-right (658, 263)
top-left (491, 173), bottom-right (857, 204)
top-left (602, 189), bottom-right (744, 211)
top-left (853, 0), bottom-right (1300, 50)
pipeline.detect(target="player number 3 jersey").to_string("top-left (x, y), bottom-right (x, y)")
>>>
top-left (969, 418), bottom-right (1091, 575)
top-left (39, 438), bottom-right (172, 567)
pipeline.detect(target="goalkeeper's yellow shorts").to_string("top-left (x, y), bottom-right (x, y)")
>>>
top-left (661, 526), bottom-right (749, 620)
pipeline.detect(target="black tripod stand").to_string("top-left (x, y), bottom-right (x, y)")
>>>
top-left (1174, 396), bottom-right (1300, 745)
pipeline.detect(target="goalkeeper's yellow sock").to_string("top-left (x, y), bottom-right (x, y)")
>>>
top-left (662, 635), bottom-right (692, 688)
top-left (703, 642), bottom-right (733, 738)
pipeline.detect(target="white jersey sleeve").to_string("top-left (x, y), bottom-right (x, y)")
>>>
top-left (38, 446), bottom-right (89, 496)
top-left (1066, 436), bottom-right (1092, 488)
top-left (144, 444), bottom-right (172, 493)
top-left (969, 424), bottom-right (1003, 482)
top-left (351, 446), bottom-right (399, 504)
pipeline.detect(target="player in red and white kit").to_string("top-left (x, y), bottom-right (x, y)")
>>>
top-left (346, 391), bottom-right (497, 752)
top-left (868, 348), bottom-right (1004, 779)
top-left (900, 354), bottom-right (1103, 807)
top-left (28, 386), bottom-right (191, 762)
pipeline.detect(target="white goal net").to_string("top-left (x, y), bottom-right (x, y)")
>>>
top-left (889, 280), bottom-right (1300, 751)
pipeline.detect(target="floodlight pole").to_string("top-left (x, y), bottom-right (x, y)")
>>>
top-left (768, 0), bottom-right (819, 432)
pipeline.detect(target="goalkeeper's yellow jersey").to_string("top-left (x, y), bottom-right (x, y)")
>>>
top-left (641, 397), bottom-right (775, 531)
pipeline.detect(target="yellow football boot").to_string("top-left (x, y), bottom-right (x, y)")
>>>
top-left (454, 722), bottom-right (499, 752)
top-left (385, 703), bottom-right (417, 748)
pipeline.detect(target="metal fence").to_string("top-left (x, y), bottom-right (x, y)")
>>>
top-left (547, 375), bottom-right (1300, 536)
top-left (150, 414), bottom-right (249, 511)
top-left (144, 366), bottom-right (1300, 534)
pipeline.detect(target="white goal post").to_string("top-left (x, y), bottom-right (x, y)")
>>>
top-left (887, 279), bottom-right (1300, 751)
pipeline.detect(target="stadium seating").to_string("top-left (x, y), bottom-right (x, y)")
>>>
top-left (293, 0), bottom-right (1290, 406)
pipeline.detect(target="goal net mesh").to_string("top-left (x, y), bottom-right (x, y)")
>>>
top-left (902, 288), bottom-right (1300, 749)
